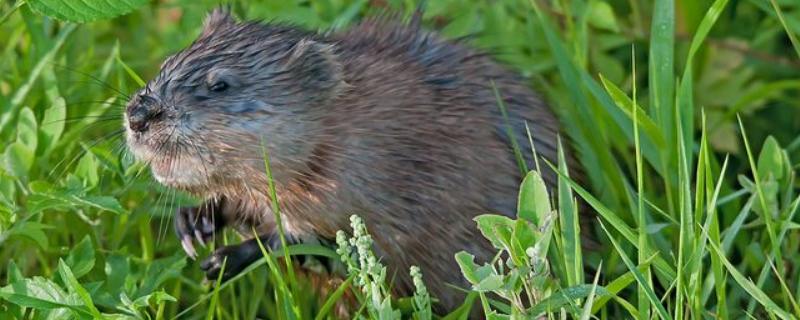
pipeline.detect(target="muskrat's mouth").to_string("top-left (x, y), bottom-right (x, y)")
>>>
top-left (127, 132), bottom-right (213, 189)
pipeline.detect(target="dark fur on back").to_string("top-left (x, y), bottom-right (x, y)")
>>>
top-left (125, 7), bottom-right (577, 314)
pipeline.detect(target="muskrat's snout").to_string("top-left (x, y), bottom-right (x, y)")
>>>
top-left (126, 93), bottom-right (164, 133)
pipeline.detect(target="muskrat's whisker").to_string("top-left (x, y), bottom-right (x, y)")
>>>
top-left (47, 129), bottom-right (124, 181)
top-left (41, 115), bottom-right (123, 126)
top-left (49, 62), bottom-right (132, 99)
top-left (63, 99), bottom-right (128, 108)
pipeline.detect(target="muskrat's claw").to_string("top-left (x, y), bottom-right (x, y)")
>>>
top-left (175, 201), bottom-right (225, 259)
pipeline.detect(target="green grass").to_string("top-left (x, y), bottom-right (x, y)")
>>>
top-left (2, 0), bottom-right (800, 319)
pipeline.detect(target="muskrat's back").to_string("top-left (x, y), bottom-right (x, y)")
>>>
top-left (297, 17), bottom-right (569, 307)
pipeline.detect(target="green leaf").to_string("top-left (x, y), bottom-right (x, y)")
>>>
top-left (74, 152), bottom-right (100, 187)
top-left (474, 214), bottom-right (515, 251)
top-left (4, 142), bottom-right (34, 178)
top-left (455, 251), bottom-right (480, 284)
top-left (6, 221), bottom-right (50, 250)
top-left (104, 254), bottom-right (130, 299)
top-left (134, 254), bottom-right (186, 298)
top-left (517, 171), bottom-right (551, 226)
top-left (587, 0), bottom-right (619, 32)
top-left (756, 136), bottom-right (784, 181)
top-left (65, 236), bottom-right (95, 279)
top-left (0, 276), bottom-right (84, 313)
top-left (16, 107), bottom-right (37, 152)
top-left (473, 274), bottom-right (504, 292)
top-left (27, 0), bottom-right (149, 23)
top-left (41, 97), bottom-right (66, 151)
top-left (127, 290), bottom-right (176, 309)
top-left (74, 196), bottom-right (124, 214)
top-left (57, 259), bottom-right (101, 318)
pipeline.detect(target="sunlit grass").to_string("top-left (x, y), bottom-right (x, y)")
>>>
top-left (1, 0), bottom-right (800, 319)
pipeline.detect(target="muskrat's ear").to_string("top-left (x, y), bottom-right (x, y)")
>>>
top-left (201, 7), bottom-right (236, 37)
top-left (284, 39), bottom-right (346, 97)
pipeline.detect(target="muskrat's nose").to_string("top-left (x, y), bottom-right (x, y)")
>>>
top-left (127, 94), bottom-right (163, 133)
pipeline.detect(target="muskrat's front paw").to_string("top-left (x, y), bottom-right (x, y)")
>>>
top-left (199, 244), bottom-right (254, 282)
top-left (175, 202), bottom-right (224, 259)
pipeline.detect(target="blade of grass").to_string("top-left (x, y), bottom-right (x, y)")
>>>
top-left (707, 240), bottom-right (794, 320)
top-left (493, 81), bottom-right (528, 176)
top-left (769, 0), bottom-right (800, 59)
top-left (579, 262), bottom-right (602, 320)
top-left (115, 48), bottom-right (145, 87)
top-left (699, 117), bottom-right (730, 318)
top-left (528, 0), bottom-right (629, 209)
top-left (545, 159), bottom-right (677, 282)
top-left (556, 138), bottom-right (581, 287)
top-left (205, 257), bottom-right (227, 320)
top-left (630, 44), bottom-right (652, 320)
top-left (592, 253), bottom-right (658, 315)
top-left (738, 116), bottom-right (788, 314)
top-left (769, 261), bottom-right (800, 317)
top-left (599, 221), bottom-right (671, 320)
top-left (253, 229), bottom-right (299, 320)
top-left (314, 275), bottom-right (354, 320)
top-left (0, 0), bottom-right (24, 26)
top-left (261, 143), bottom-right (299, 288)
top-left (648, 0), bottom-right (675, 146)
top-left (0, 23), bottom-right (75, 136)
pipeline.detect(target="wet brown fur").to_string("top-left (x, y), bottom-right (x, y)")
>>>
top-left (125, 7), bottom-right (579, 315)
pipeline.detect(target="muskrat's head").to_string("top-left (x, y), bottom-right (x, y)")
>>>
top-left (125, 9), bottom-right (343, 192)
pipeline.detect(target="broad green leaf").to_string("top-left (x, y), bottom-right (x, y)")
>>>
top-left (41, 97), bottom-right (66, 151)
top-left (473, 275), bottom-right (504, 292)
top-left (120, 290), bottom-right (177, 317)
top-left (4, 142), bottom-right (34, 178)
top-left (517, 171), bottom-right (551, 226)
top-left (74, 152), bottom-right (100, 187)
top-left (65, 236), bottom-right (96, 279)
top-left (134, 254), bottom-right (186, 298)
top-left (57, 259), bottom-right (101, 318)
top-left (104, 254), bottom-right (130, 298)
top-left (27, 0), bottom-right (149, 23)
top-left (587, 0), bottom-right (619, 32)
top-left (474, 214), bottom-right (515, 251)
top-left (71, 195), bottom-right (124, 214)
top-left (7, 260), bottom-right (23, 283)
top-left (756, 136), bottom-right (784, 181)
top-left (6, 221), bottom-right (50, 250)
top-left (455, 251), bottom-right (480, 284)
top-left (0, 276), bottom-right (84, 313)
top-left (16, 107), bottom-right (37, 152)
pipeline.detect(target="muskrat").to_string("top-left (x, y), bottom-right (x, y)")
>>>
top-left (124, 7), bottom-right (576, 314)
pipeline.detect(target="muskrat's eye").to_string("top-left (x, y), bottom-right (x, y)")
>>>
top-left (209, 81), bottom-right (229, 92)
